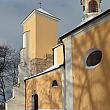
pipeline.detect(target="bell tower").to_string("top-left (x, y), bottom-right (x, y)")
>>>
top-left (81, 0), bottom-right (102, 21)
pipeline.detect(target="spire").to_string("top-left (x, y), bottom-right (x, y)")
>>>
top-left (81, 0), bottom-right (102, 21)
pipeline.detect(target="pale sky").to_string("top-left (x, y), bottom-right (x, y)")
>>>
top-left (0, 0), bottom-right (109, 49)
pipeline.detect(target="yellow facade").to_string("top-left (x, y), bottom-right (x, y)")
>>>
top-left (53, 44), bottom-right (64, 66)
top-left (22, 10), bottom-right (58, 60)
top-left (23, 5), bottom-right (110, 110)
top-left (25, 68), bottom-right (63, 109)
top-left (72, 18), bottom-right (110, 110)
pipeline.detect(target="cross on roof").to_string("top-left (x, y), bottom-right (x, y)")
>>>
top-left (38, 0), bottom-right (42, 8)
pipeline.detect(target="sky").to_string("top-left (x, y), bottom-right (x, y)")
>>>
top-left (0, 0), bottom-right (109, 49)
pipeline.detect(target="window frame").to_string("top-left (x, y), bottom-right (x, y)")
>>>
top-left (51, 80), bottom-right (58, 87)
top-left (84, 48), bottom-right (102, 69)
top-left (88, 0), bottom-right (98, 13)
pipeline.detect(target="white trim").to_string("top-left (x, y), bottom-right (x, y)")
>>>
top-left (38, 109), bottom-right (64, 110)
top-left (27, 106), bottom-right (63, 110)
top-left (27, 108), bottom-right (63, 110)
top-left (22, 9), bottom-right (59, 25)
top-left (52, 43), bottom-right (63, 49)
top-left (23, 33), bottom-right (27, 48)
top-left (63, 36), bottom-right (73, 110)
top-left (61, 66), bottom-right (66, 110)
top-left (5, 103), bottom-right (7, 110)
top-left (21, 10), bottom-right (36, 25)
top-left (24, 65), bottom-right (62, 80)
top-left (54, 48), bottom-right (58, 66)
top-left (72, 12), bottom-right (110, 39)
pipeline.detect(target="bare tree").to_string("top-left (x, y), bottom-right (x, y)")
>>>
top-left (0, 45), bottom-right (19, 110)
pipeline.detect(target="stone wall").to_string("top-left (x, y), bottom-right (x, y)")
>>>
top-left (30, 54), bottom-right (53, 75)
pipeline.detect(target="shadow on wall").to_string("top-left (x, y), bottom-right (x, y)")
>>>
top-left (26, 69), bottom-right (63, 109)
top-left (72, 22), bottom-right (110, 110)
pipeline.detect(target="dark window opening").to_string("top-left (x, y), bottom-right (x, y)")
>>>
top-left (32, 94), bottom-right (38, 110)
top-left (83, 6), bottom-right (85, 11)
top-left (88, 0), bottom-right (98, 13)
top-left (86, 50), bottom-right (102, 67)
top-left (51, 80), bottom-right (58, 87)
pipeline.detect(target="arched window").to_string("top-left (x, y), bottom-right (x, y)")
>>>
top-left (88, 0), bottom-right (98, 13)
top-left (51, 80), bottom-right (58, 87)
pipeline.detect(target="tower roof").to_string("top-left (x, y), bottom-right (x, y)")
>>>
top-left (37, 8), bottom-right (54, 17)
top-left (21, 8), bottom-right (60, 25)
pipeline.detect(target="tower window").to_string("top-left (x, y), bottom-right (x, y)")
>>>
top-left (84, 49), bottom-right (102, 68)
top-left (32, 94), bottom-right (38, 110)
top-left (88, 0), bottom-right (98, 13)
top-left (51, 80), bottom-right (58, 87)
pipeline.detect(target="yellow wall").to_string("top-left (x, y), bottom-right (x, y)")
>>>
top-left (36, 14), bottom-right (57, 58)
top-left (25, 68), bottom-right (63, 109)
top-left (72, 19), bottom-right (110, 110)
top-left (53, 44), bottom-right (64, 66)
top-left (22, 11), bottom-right (58, 60)
top-left (23, 13), bottom-right (37, 60)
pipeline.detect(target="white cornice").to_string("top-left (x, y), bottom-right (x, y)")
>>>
top-left (21, 10), bottom-right (36, 25)
top-left (21, 9), bottom-right (60, 25)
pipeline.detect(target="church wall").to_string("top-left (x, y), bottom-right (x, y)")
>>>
top-left (22, 12), bottom-right (58, 60)
top-left (72, 18), bottom-right (110, 110)
top-left (53, 44), bottom-right (64, 66)
top-left (36, 14), bottom-right (58, 58)
top-left (25, 68), bottom-right (63, 110)
top-left (23, 12), bottom-right (37, 60)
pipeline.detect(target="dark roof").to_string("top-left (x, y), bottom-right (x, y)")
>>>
top-left (60, 9), bottom-right (110, 40)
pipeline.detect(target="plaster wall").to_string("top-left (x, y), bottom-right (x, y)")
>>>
top-left (63, 36), bottom-right (73, 110)
top-left (53, 44), bottom-right (64, 66)
top-left (25, 68), bottom-right (63, 110)
top-left (72, 18), bottom-right (110, 110)
top-left (22, 12), bottom-right (58, 60)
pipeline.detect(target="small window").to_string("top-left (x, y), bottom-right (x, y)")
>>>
top-left (51, 80), bottom-right (58, 87)
top-left (85, 49), bottom-right (102, 68)
top-left (88, 0), bottom-right (98, 13)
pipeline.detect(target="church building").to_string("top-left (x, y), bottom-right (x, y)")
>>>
top-left (24, 0), bottom-right (110, 110)
top-left (6, 0), bottom-right (110, 110)
top-left (6, 6), bottom-right (59, 110)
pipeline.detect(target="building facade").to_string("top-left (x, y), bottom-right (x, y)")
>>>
top-left (7, 0), bottom-right (110, 110)
top-left (6, 8), bottom-right (59, 110)
top-left (24, 0), bottom-right (110, 110)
